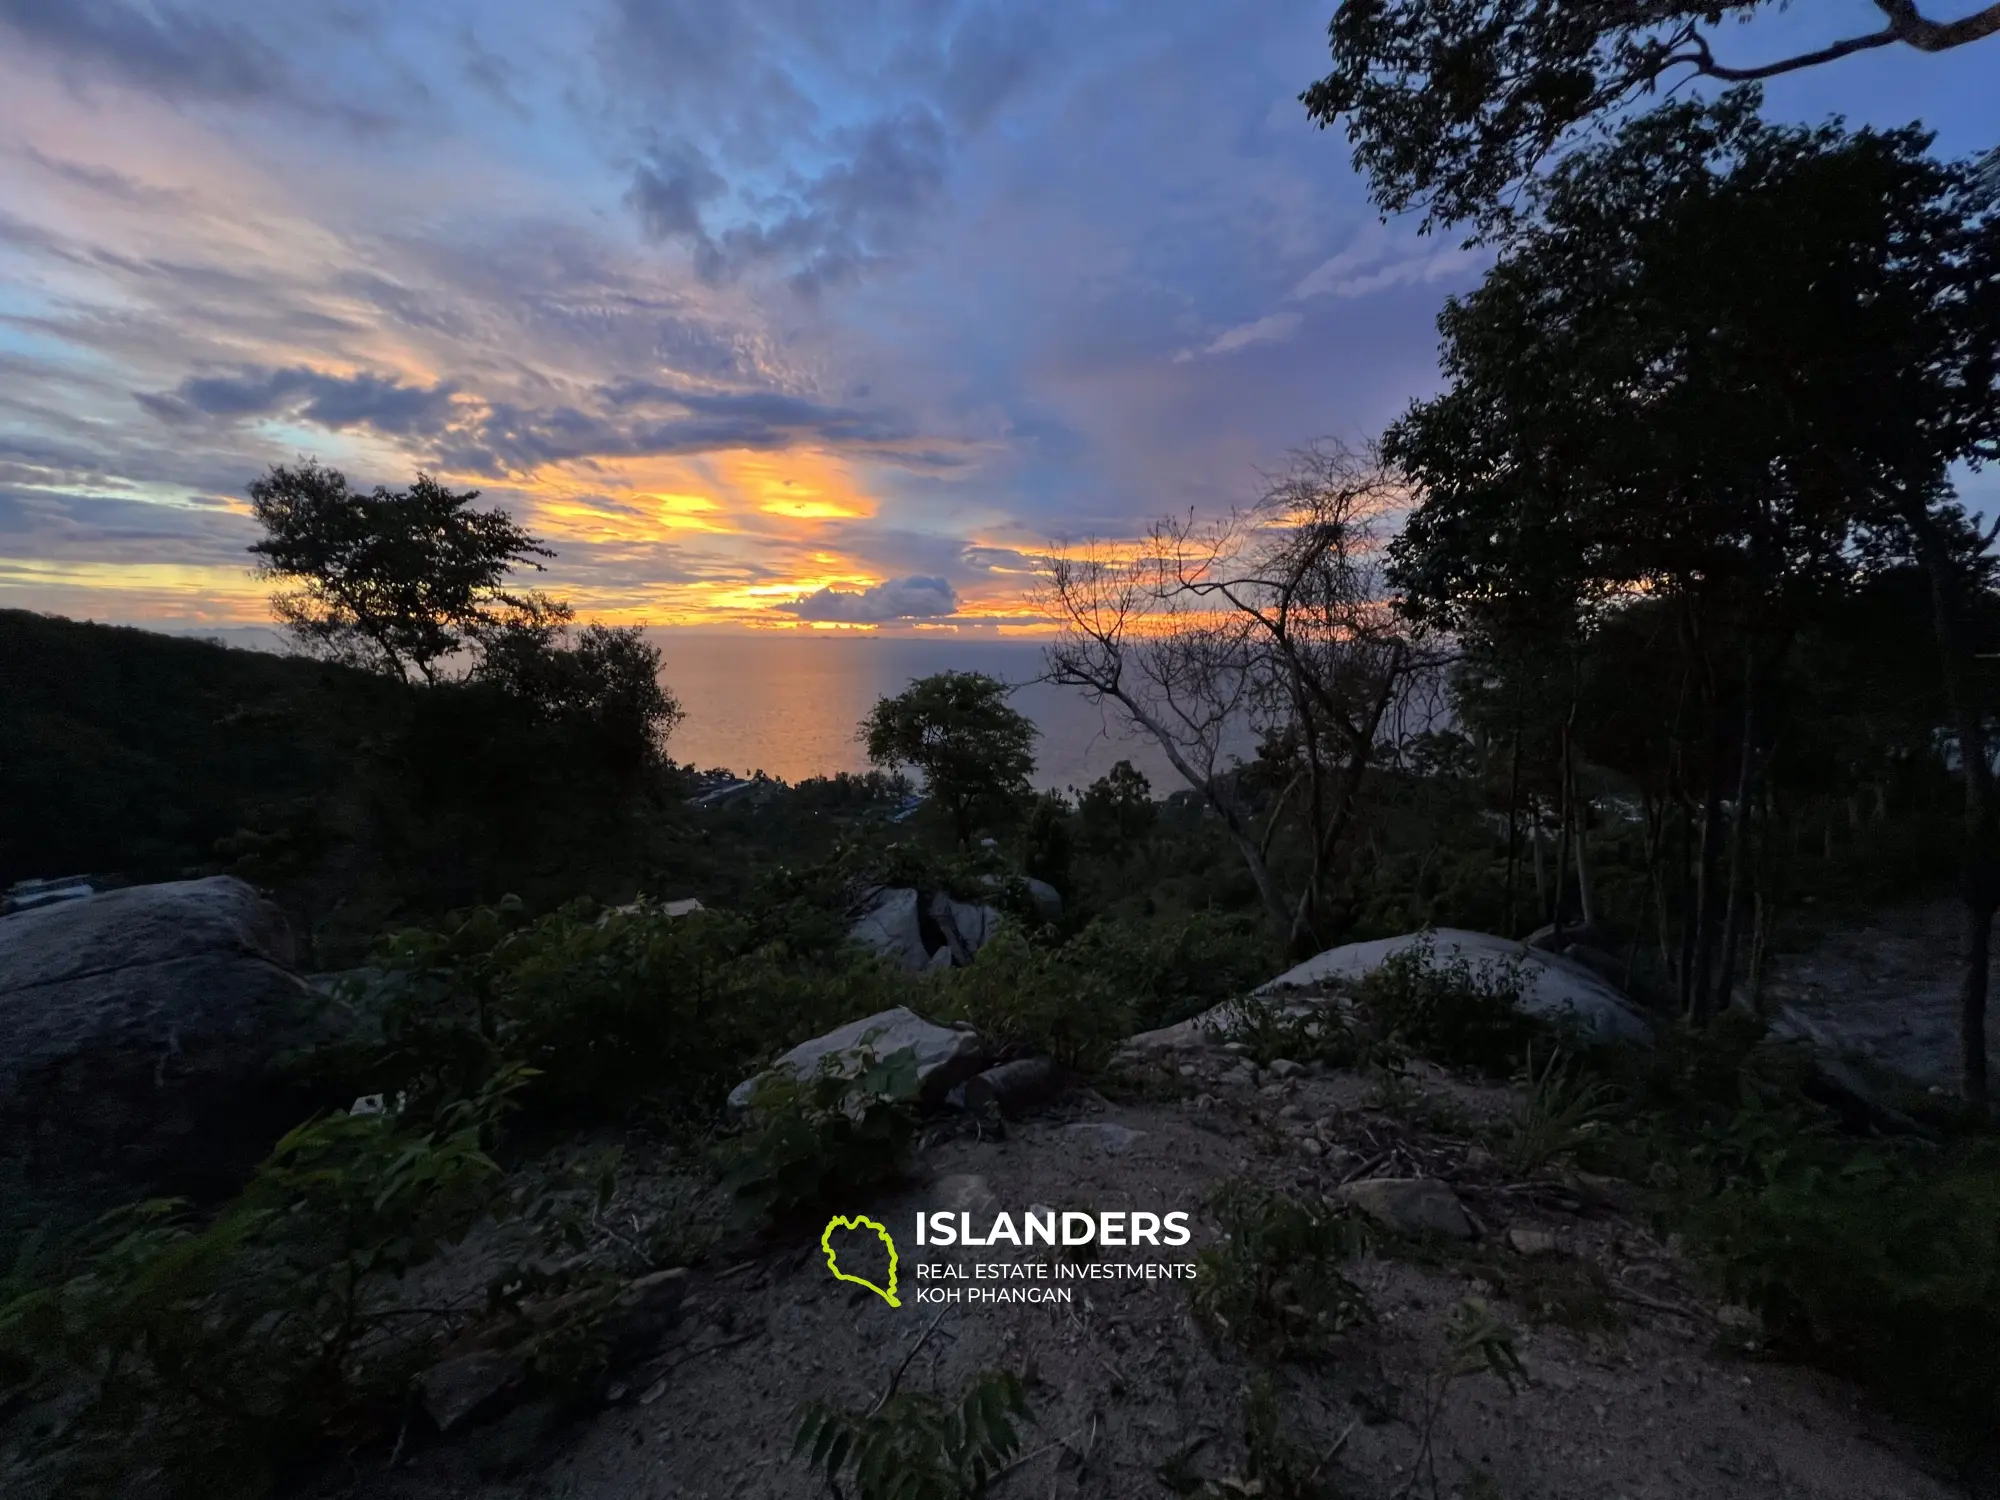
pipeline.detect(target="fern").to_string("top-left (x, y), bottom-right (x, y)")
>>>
top-left (792, 1368), bottom-right (1029, 1500)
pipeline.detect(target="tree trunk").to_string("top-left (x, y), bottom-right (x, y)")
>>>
top-left (1716, 647), bottom-right (1761, 1011)
top-left (1573, 784), bottom-right (1597, 930)
top-left (1910, 511), bottom-right (1998, 1116)
top-left (1503, 726), bottom-right (1523, 936)
top-left (1688, 698), bottom-right (1728, 1022)
top-left (1529, 797), bottom-right (1547, 915)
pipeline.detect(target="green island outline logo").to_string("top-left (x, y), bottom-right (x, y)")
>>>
top-left (819, 1213), bottom-right (901, 1307)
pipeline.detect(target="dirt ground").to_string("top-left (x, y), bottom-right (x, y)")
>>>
top-left (310, 1036), bottom-right (1968, 1500)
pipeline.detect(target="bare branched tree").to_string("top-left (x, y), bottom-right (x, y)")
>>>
top-left (1041, 442), bottom-right (1440, 956)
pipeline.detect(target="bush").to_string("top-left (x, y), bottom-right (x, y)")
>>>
top-left (793, 1367), bottom-right (1029, 1500)
top-left (359, 898), bottom-right (902, 1125)
top-left (0, 1067), bottom-right (606, 1497)
top-left (1353, 935), bottom-right (1544, 1074)
top-left (1683, 1126), bottom-right (2000, 1448)
top-left (931, 926), bottom-right (1137, 1071)
top-left (723, 1048), bottom-right (922, 1226)
top-left (1190, 1182), bottom-right (1372, 1364)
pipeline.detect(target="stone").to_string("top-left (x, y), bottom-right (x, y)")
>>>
top-left (976, 873), bottom-right (1063, 923)
top-left (1061, 1122), bottom-right (1147, 1154)
top-left (957, 1057), bottom-right (1060, 1117)
top-left (1336, 1178), bottom-right (1476, 1240)
top-left (1507, 1227), bottom-right (1559, 1257)
top-left (1299, 1137), bottom-right (1324, 1156)
top-left (728, 1005), bottom-right (986, 1110)
top-left (928, 893), bottom-right (1003, 965)
top-left (0, 875), bottom-right (355, 1210)
top-left (1267, 1059), bottom-right (1303, 1079)
top-left (419, 1348), bottom-right (525, 1432)
top-left (1259, 928), bottom-right (1654, 1046)
top-left (931, 1173), bottom-right (998, 1219)
top-left (849, 887), bottom-right (930, 970)
top-left (603, 1268), bottom-right (689, 1365)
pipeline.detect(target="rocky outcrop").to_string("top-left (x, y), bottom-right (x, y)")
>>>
top-left (727, 1006), bottom-right (987, 1110)
top-left (1336, 1178), bottom-right (1477, 1239)
top-left (1260, 928), bottom-right (1654, 1045)
top-left (850, 887), bottom-right (931, 969)
top-left (0, 876), bottom-right (353, 1209)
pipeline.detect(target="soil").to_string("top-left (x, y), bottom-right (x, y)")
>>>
top-left (306, 1040), bottom-right (1969, 1500)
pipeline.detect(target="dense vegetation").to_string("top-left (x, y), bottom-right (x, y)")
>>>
top-left (7, 19), bottom-right (2000, 1495)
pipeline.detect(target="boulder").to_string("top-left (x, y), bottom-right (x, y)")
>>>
top-left (727, 1006), bottom-right (986, 1110)
top-left (1336, 1178), bottom-right (1476, 1240)
top-left (977, 874), bottom-right (1063, 924)
top-left (952, 1057), bottom-right (1061, 1117)
top-left (0, 876), bottom-right (353, 1210)
top-left (929, 893), bottom-right (1002, 965)
top-left (1260, 928), bottom-right (1653, 1045)
top-left (850, 887), bottom-right (930, 970)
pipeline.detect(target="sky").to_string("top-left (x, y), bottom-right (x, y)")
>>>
top-left (1, 1), bottom-right (1996, 634)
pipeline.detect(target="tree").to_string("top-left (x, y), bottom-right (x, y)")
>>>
top-left (1076, 760), bottom-right (1157, 857)
top-left (247, 461), bottom-right (551, 684)
top-left (470, 599), bottom-right (684, 776)
top-left (859, 672), bottom-right (1038, 847)
top-left (1384, 97), bottom-right (2000, 1103)
top-left (1043, 443), bottom-right (1436, 956)
top-left (1303, 1), bottom-right (2000, 237)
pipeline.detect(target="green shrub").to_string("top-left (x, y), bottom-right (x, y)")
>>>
top-left (1684, 1130), bottom-right (2000, 1447)
top-left (1191, 1183), bottom-right (1372, 1364)
top-left (0, 1066), bottom-right (602, 1497)
top-left (359, 898), bottom-right (901, 1124)
top-left (1503, 1046), bottom-right (1615, 1173)
top-left (932, 926), bottom-right (1138, 1071)
top-left (723, 1047), bottom-right (922, 1226)
top-left (793, 1367), bottom-right (1029, 1500)
top-left (1354, 935), bottom-right (1544, 1074)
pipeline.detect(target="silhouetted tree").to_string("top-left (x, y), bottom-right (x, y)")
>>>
top-left (860, 672), bottom-right (1038, 847)
top-left (1304, 0), bottom-right (2000, 237)
top-left (247, 461), bottom-right (550, 684)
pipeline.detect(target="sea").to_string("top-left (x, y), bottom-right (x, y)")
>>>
top-left (651, 633), bottom-right (1227, 794)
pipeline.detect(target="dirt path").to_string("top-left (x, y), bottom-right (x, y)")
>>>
top-left (313, 1052), bottom-right (1963, 1500)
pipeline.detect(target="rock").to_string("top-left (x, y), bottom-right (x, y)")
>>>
top-left (0, 875), bottom-right (354, 1210)
top-left (976, 874), bottom-right (1063, 923)
top-left (956, 1057), bottom-right (1061, 1117)
top-left (1299, 1136), bottom-right (1324, 1156)
top-left (1259, 928), bottom-right (1654, 1046)
top-left (931, 1173), bottom-right (998, 1219)
top-left (603, 1268), bottom-right (689, 1365)
top-left (1336, 1178), bottom-right (1476, 1240)
top-left (465, 1396), bottom-right (565, 1478)
top-left (927, 946), bottom-right (954, 971)
top-left (727, 1006), bottom-right (987, 1110)
top-left (1061, 1122), bottom-right (1146, 1154)
top-left (928, 893), bottom-right (1002, 965)
top-left (850, 887), bottom-right (930, 970)
top-left (1267, 1058), bottom-right (1303, 1079)
top-left (419, 1348), bottom-right (525, 1433)
top-left (1507, 1227), bottom-right (1560, 1257)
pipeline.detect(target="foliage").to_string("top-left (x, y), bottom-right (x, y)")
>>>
top-left (861, 672), bottom-right (1039, 847)
top-left (1679, 1124), bottom-right (2000, 1447)
top-left (1503, 1046), bottom-right (1614, 1173)
top-left (0, 1067), bottom-right (595, 1497)
top-left (1018, 789), bottom-right (1073, 895)
top-left (723, 1047), bottom-right (921, 1226)
top-left (1191, 1182), bottom-right (1372, 1364)
top-left (1075, 759), bottom-right (1157, 857)
top-left (1157, 1375), bottom-right (1343, 1499)
top-left (931, 926), bottom-right (1138, 1072)
top-left (1302, 1), bottom-right (2000, 238)
top-left (1353, 936), bottom-right (1542, 1074)
top-left (793, 1367), bottom-right (1029, 1500)
top-left (363, 898), bottom-right (903, 1125)
top-left (247, 461), bottom-right (552, 685)
top-left (470, 604), bottom-right (684, 774)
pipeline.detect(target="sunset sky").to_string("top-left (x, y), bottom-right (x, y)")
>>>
top-left (2, 1), bottom-right (1996, 634)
